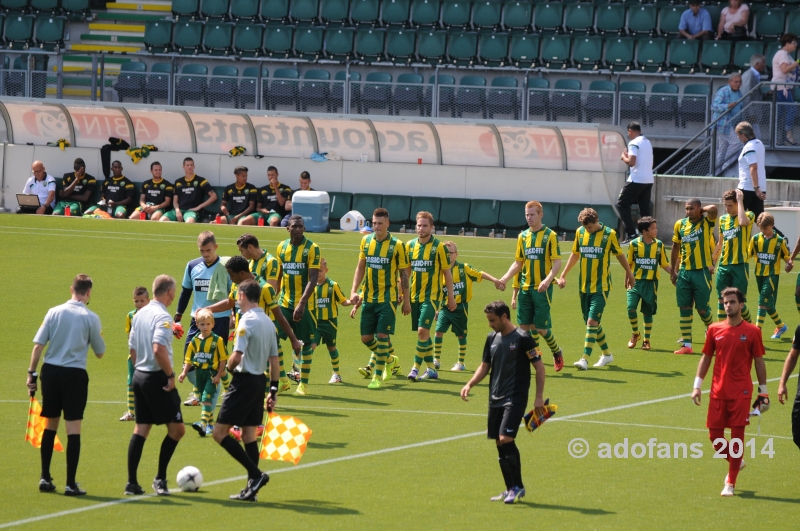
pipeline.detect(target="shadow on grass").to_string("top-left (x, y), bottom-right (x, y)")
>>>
top-left (554, 373), bottom-right (627, 384)
top-left (176, 494), bottom-right (361, 514)
top-left (306, 441), bottom-right (349, 450)
top-left (278, 408), bottom-right (349, 419)
top-left (282, 394), bottom-right (388, 407)
top-left (517, 500), bottom-right (615, 514)
top-left (606, 366), bottom-right (685, 378)
top-left (391, 386), bottom-right (459, 397)
top-left (737, 490), bottom-right (800, 504)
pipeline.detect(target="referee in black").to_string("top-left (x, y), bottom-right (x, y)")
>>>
top-left (27, 274), bottom-right (105, 495)
top-left (212, 279), bottom-right (277, 502)
top-left (460, 300), bottom-right (546, 505)
top-left (126, 274), bottom-right (185, 496)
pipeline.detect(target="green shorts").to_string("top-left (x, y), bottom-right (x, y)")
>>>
top-left (317, 319), bottom-right (338, 346)
top-left (251, 212), bottom-right (282, 225)
top-left (134, 205), bottom-right (168, 219)
top-left (676, 268), bottom-right (713, 309)
top-left (127, 356), bottom-right (134, 386)
top-left (360, 301), bottom-right (397, 336)
top-left (435, 304), bottom-right (468, 336)
top-left (756, 275), bottom-right (779, 309)
top-left (411, 301), bottom-right (438, 331)
top-left (580, 291), bottom-right (608, 323)
top-left (85, 204), bottom-right (127, 217)
top-left (193, 367), bottom-right (218, 403)
top-left (627, 279), bottom-right (658, 315)
top-left (163, 209), bottom-right (200, 222)
top-left (715, 263), bottom-right (749, 300)
top-left (516, 287), bottom-right (553, 329)
top-left (53, 201), bottom-right (82, 216)
top-left (278, 306), bottom-right (318, 346)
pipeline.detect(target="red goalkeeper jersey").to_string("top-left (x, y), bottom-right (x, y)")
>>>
top-left (702, 321), bottom-right (764, 401)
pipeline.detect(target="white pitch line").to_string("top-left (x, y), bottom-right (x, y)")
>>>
top-left (558, 418), bottom-right (794, 441)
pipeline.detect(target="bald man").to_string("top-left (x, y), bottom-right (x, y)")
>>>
top-left (19, 161), bottom-right (56, 215)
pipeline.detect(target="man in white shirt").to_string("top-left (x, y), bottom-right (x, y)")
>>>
top-left (19, 160), bottom-right (56, 214)
top-left (617, 122), bottom-right (654, 243)
top-left (735, 121), bottom-right (767, 219)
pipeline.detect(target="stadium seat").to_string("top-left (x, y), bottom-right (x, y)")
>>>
top-left (299, 69), bottom-right (331, 111)
top-left (393, 72), bottom-right (424, 115)
top-left (175, 63), bottom-right (208, 106)
top-left (417, 29), bottom-right (446, 63)
top-left (238, 66), bottom-right (268, 108)
top-left (534, 3), bottom-right (563, 33)
top-left (61, 0), bottom-right (90, 19)
top-left (627, 5), bottom-right (656, 36)
top-left (380, 0), bottom-right (410, 27)
top-left (502, 0), bottom-right (532, 32)
top-left (410, 0), bottom-right (440, 27)
top-left (705, 4), bottom-right (721, 34)
top-left (290, 0), bottom-right (320, 24)
top-left (788, 11), bottom-right (800, 37)
top-left (468, 199), bottom-right (500, 236)
top-left (679, 84), bottom-right (709, 127)
top-left (439, 197), bottom-right (470, 233)
top-left (426, 73), bottom-right (454, 117)
top-left (325, 26), bottom-right (355, 59)
top-left (509, 32), bottom-right (539, 68)
top-left (4, 14), bottom-right (34, 49)
top-left (295, 26), bottom-right (324, 60)
top-left (732, 40), bottom-right (764, 72)
top-left (701, 40), bottom-right (731, 75)
top-left (447, 30), bottom-right (477, 65)
top-left (550, 78), bottom-right (581, 122)
top-left (410, 196), bottom-right (441, 220)
top-left (381, 194), bottom-right (412, 227)
top-left (361, 71), bottom-right (392, 114)
top-left (3, 55), bottom-right (26, 97)
top-left (472, 0), bottom-right (501, 30)
top-left (618, 80), bottom-right (646, 123)
top-left (145, 20), bottom-right (173, 53)
top-left (30, 0), bottom-right (57, 15)
top-left (441, 0), bottom-right (471, 29)
top-left (350, 0), bottom-right (379, 26)
top-left (351, 193), bottom-right (383, 218)
top-left (657, 6), bottom-right (682, 37)
top-left (200, 0), bottom-right (230, 21)
top-left (207, 65), bottom-right (238, 107)
top-left (604, 36), bottom-right (634, 71)
top-left (557, 203), bottom-right (584, 232)
top-left (497, 200), bottom-right (526, 231)
top-left (260, 0), bottom-right (289, 22)
top-left (595, 4), bottom-right (625, 36)
top-left (527, 77), bottom-right (549, 120)
top-left (263, 25), bottom-right (293, 58)
top-left (454, 75), bottom-right (486, 118)
top-left (648, 82), bottom-right (679, 127)
top-left (269, 67), bottom-right (300, 110)
top-left (478, 31), bottom-right (508, 66)
top-left (229, 0), bottom-right (260, 21)
top-left (572, 35), bottom-right (602, 70)
top-left (172, 0), bottom-right (199, 20)
top-left (540, 34), bottom-right (571, 69)
top-left (486, 76), bottom-right (519, 120)
top-left (115, 61), bottom-right (146, 103)
top-left (385, 27), bottom-right (415, 63)
top-left (636, 38), bottom-right (666, 72)
top-left (173, 20), bottom-right (204, 55)
top-left (233, 23), bottom-right (264, 56)
top-left (564, 3), bottom-right (593, 34)
top-left (328, 191), bottom-right (353, 222)
top-left (34, 14), bottom-right (64, 50)
top-left (764, 41), bottom-right (785, 72)
top-left (755, 9), bottom-right (785, 39)
top-left (146, 62), bottom-right (172, 103)
top-left (330, 70), bottom-right (359, 113)
top-left (320, 0), bottom-right (349, 25)
top-left (668, 38), bottom-right (699, 74)
top-left (584, 80), bottom-right (615, 123)
top-left (203, 22), bottom-right (234, 55)
top-left (355, 27), bottom-right (385, 61)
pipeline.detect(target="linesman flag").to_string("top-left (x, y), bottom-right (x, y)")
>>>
top-left (25, 397), bottom-right (63, 451)
top-left (259, 414), bottom-right (312, 465)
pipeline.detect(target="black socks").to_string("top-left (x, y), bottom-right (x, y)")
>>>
top-left (157, 435), bottom-right (180, 481)
top-left (127, 434), bottom-right (146, 485)
top-left (220, 436), bottom-right (261, 480)
top-left (41, 429), bottom-right (56, 481)
top-left (66, 434), bottom-right (81, 486)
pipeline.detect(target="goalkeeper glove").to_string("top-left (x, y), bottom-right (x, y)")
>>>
top-left (172, 323), bottom-right (184, 339)
top-left (523, 398), bottom-right (557, 432)
top-left (752, 394), bottom-right (770, 413)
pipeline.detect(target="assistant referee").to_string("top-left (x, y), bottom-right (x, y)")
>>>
top-left (27, 274), bottom-right (105, 495)
top-left (126, 274), bottom-right (185, 496)
top-left (212, 279), bottom-right (277, 502)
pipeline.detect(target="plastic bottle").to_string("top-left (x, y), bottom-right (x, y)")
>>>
top-left (140, 210), bottom-right (146, 220)
top-left (215, 213), bottom-right (221, 224)
top-left (258, 216), bottom-right (265, 227)
top-left (65, 205), bottom-right (71, 217)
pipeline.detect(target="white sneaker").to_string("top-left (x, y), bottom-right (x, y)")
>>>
top-left (328, 373), bottom-right (342, 384)
top-left (183, 394), bottom-right (199, 406)
top-left (451, 362), bottom-right (466, 372)
top-left (593, 354), bottom-right (614, 367)
top-left (573, 358), bottom-right (588, 370)
top-left (721, 483), bottom-right (734, 497)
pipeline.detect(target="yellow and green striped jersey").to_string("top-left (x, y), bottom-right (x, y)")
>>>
top-left (512, 272), bottom-right (521, 290)
top-left (627, 237), bottom-right (669, 280)
top-left (125, 308), bottom-right (137, 336)
top-left (718, 211), bottom-right (755, 265)
top-left (749, 233), bottom-right (790, 276)
top-left (250, 249), bottom-right (280, 284)
top-left (229, 277), bottom-right (278, 327)
top-left (571, 224), bottom-right (622, 293)
top-left (276, 237), bottom-right (321, 310)
top-left (442, 261), bottom-right (483, 304)
top-left (183, 332), bottom-right (228, 370)
top-left (359, 233), bottom-right (410, 303)
top-left (672, 215), bottom-right (717, 270)
top-left (315, 278), bottom-right (347, 321)
top-left (406, 236), bottom-right (451, 303)
top-left (514, 226), bottom-right (561, 290)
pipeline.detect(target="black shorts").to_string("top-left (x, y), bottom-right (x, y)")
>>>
top-left (487, 403), bottom-right (527, 440)
top-left (217, 372), bottom-right (267, 427)
top-left (40, 364), bottom-right (89, 421)
top-left (132, 370), bottom-right (183, 425)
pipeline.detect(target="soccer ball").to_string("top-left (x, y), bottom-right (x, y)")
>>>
top-left (176, 466), bottom-right (203, 492)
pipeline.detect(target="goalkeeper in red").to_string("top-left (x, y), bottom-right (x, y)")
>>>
top-left (691, 287), bottom-right (768, 497)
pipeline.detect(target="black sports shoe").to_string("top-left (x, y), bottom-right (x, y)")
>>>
top-left (229, 487), bottom-right (257, 502)
top-left (152, 478), bottom-right (170, 496)
top-left (39, 478), bottom-right (56, 493)
top-left (249, 472), bottom-right (270, 495)
top-left (64, 484), bottom-right (86, 496)
top-left (124, 482), bottom-right (145, 496)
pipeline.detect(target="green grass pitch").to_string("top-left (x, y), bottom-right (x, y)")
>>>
top-left (2, 215), bottom-right (800, 529)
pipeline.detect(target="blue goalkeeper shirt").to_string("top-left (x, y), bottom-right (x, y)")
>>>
top-left (181, 257), bottom-right (231, 319)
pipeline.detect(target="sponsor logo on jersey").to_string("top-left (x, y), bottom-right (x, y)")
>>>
top-left (740, 335), bottom-right (747, 342)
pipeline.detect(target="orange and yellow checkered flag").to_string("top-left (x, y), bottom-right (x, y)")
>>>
top-left (25, 397), bottom-right (63, 451)
top-left (259, 413), bottom-right (311, 465)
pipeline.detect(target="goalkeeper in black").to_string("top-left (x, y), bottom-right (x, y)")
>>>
top-left (460, 300), bottom-right (545, 505)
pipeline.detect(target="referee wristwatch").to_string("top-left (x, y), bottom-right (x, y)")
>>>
top-left (166, 372), bottom-right (175, 379)
top-left (27, 369), bottom-right (38, 378)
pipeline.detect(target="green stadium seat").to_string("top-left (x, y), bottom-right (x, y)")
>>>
top-left (238, 66), bottom-right (268, 108)
top-left (207, 65), bottom-right (238, 107)
top-left (417, 29), bottom-right (446, 64)
top-left (755, 9), bottom-right (785, 39)
top-left (144, 20), bottom-right (173, 53)
top-left (534, 3), bottom-right (563, 33)
top-left (502, 1), bottom-right (532, 31)
top-left (320, 0), bottom-right (349, 25)
top-left (454, 75), bottom-right (486, 118)
top-left (595, 4), bottom-right (625, 36)
top-left (290, 0), bottom-right (319, 23)
top-left (331, 70), bottom-right (359, 113)
top-left (447, 30), bottom-right (477, 65)
top-left (259, 0), bottom-right (289, 22)
top-left (381, 0), bottom-right (410, 26)
top-left (498, 200), bottom-right (526, 230)
top-left (391, 72), bottom-right (423, 116)
top-left (509, 32), bottom-right (539, 68)
top-left (572, 35), bottom-right (602, 70)
top-left (299, 69), bottom-right (331, 111)
top-left (410, 0), bottom-right (440, 27)
top-left (472, 0), bottom-right (501, 30)
top-left (203, 22), bottom-right (234, 55)
top-left (487, 76), bottom-right (519, 120)
top-left (115, 61), bottom-right (146, 103)
top-left (468, 199), bottom-right (500, 236)
top-left (564, 3), bottom-right (593, 34)
top-left (355, 27), bottom-right (385, 61)
top-left (557, 203), bottom-right (584, 233)
top-left (173, 20), bottom-right (204, 54)
top-left (175, 63), bottom-right (208, 106)
top-left (527, 77), bottom-right (549, 120)
top-left (438, 198), bottom-right (470, 233)
top-left (4, 14), bottom-right (34, 49)
top-left (229, 0), bottom-right (259, 21)
top-left (269, 67), bottom-right (300, 110)
top-left (441, 0), bottom-right (471, 29)
top-left (295, 26), bottom-right (324, 60)
top-left (233, 23), bottom-right (264, 56)
top-left (627, 5), bottom-right (656, 36)
top-left (701, 39), bottom-right (731, 75)
top-left (410, 196), bottom-right (441, 221)
top-left (705, 5), bottom-right (721, 33)
top-left (381, 195), bottom-right (412, 227)
top-left (325, 26), bottom-right (355, 59)
top-left (551, 78), bottom-right (581, 122)
top-left (668, 38), bottom-right (699, 74)
top-left (360, 71), bottom-right (392, 114)
top-left (328, 191), bottom-right (353, 222)
top-left (427, 73), bottom-right (455, 117)
top-left (478, 31), bottom-right (508, 67)
top-left (350, 0), bottom-right (379, 26)
top-left (200, 0), bottom-right (230, 21)
top-left (584, 80), bottom-right (615, 123)
top-left (680, 83), bottom-right (709, 127)
top-left (540, 34), bottom-right (571, 70)
top-left (263, 25), bottom-right (293, 58)
top-left (593, 205), bottom-right (619, 233)
top-left (146, 62), bottom-right (173, 104)
top-left (636, 38), bottom-right (666, 72)
top-left (34, 14), bottom-right (64, 50)
top-left (540, 202), bottom-right (559, 230)
top-left (30, 0), bottom-right (57, 14)
top-left (764, 41), bottom-right (785, 72)
top-left (788, 10), bottom-right (800, 37)
top-left (172, 0), bottom-right (199, 20)
top-left (352, 193), bottom-right (383, 218)
top-left (62, 0), bottom-right (90, 19)
top-left (604, 36), bottom-right (634, 71)
top-left (732, 40), bottom-right (764, 72)
top-left (657, 6), bottom-right (682, 37)
top-left (648, 82), bottom-right (679, 126)
top-left (618, 80), bottom-right (646, 123)
top-left (385, 27), bottom-right (415, 63)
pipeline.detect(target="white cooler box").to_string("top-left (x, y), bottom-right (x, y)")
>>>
top-left (291, 191), bottom-right (330, 232)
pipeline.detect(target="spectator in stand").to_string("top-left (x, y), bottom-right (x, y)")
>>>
top-left (130, 162), bottom-right (174, 221)
top-left (716, 0), bottom-right (749, 42)
top-left (281, 171), bottom-right (315, 227)
top-left (53, 158), bottom-right (96, 217)
top-left (219, 166), bottom-right (257, 225)
top-left (18, 160), bottom-right (56, 214)
top-left (712, 73), bottom-right (744, 168)
top-left (771, 33), bottom-right (799, 146)
top-left (240, 166), bottom-right (291, 227)
top-left (679, 0), bottom-right (713, 41)
top-left (740, 53), bottom-right (769, 137)
top-left (84, 161), bottom-right (134, 219)
top-left (161, 158), bottom-right (218, 223)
